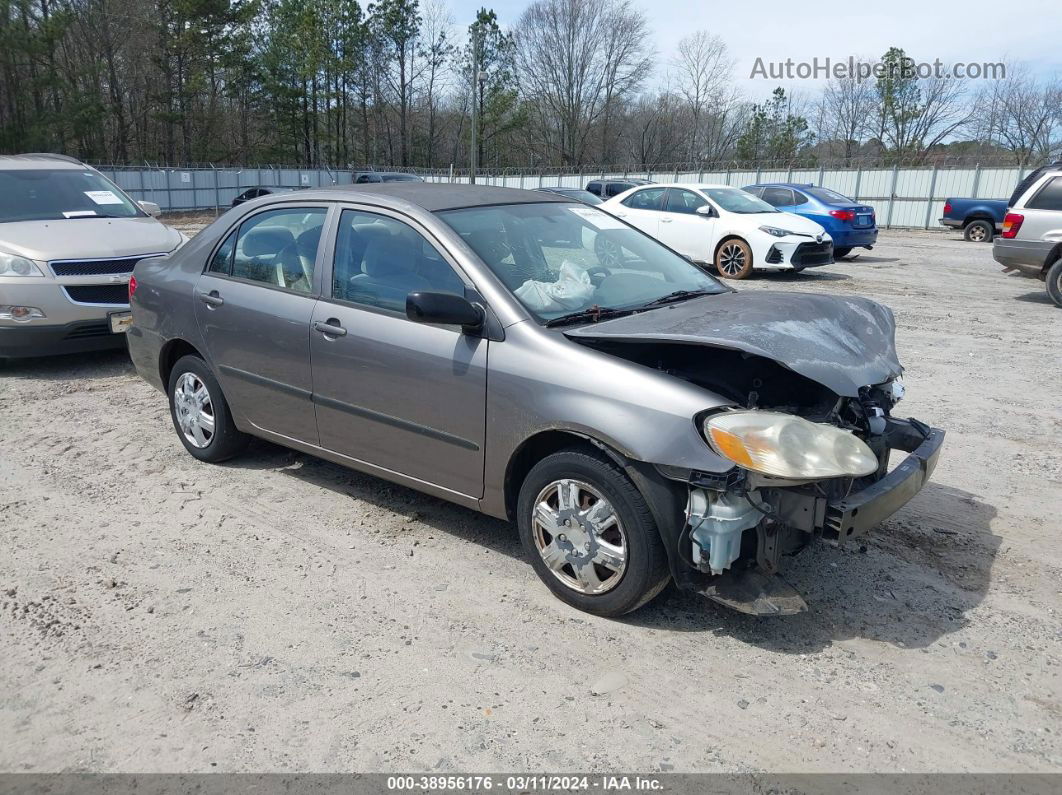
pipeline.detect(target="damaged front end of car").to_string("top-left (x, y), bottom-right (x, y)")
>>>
top-left (566, 291), bottom-right (946, 615)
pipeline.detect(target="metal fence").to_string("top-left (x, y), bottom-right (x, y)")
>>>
top-left (97, 163), bottom-right (1033, 229)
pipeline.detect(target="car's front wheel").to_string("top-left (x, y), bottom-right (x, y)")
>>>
top-left (1046, 259), bottom-right (1062, 308)
top-left (167, 354), bottom-right (249, 462)
top-left (714, 238), bottom-right (754, 279)
top-left (964, 220), bottom-right (993, 242)
top-left (517, 448), bottom-right (670, 616)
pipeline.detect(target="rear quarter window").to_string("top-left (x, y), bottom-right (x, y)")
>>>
top-left (1026, 177), bottom-right (1062, 211)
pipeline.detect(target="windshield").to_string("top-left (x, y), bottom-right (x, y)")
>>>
top-left (437, 202), bottom-right (727, 323)
top-left (806, 186), bottom-right (854, 204)
top-left (704, 188), bottom-right (777, 214)
top-left (0, 169), bottom-right (143, 223)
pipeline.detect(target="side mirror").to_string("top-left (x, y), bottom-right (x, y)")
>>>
top-left (406, 291), bottom-right (484, 330)
top-left (695, 205), bottom-right (716, 218)
top-left (138, 200), bottom-right (162, 217)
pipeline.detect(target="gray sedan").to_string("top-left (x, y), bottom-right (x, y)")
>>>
top-left (128, 184), bottom-right (944, 617)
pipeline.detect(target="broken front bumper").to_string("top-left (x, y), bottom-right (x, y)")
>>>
top-left (824, 425), bottom-right (945, 541)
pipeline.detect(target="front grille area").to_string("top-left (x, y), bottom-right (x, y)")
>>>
top-left (51, 256), bottom-right (145, 277)
top-left (63, 321), bottom-right (112, 340)
top-left (63, 284), bottom-right (130, 305)
top-left (792, 241), bottom-right (834, 267)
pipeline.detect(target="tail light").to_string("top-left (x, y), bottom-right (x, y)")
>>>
top-left (943, 201), bottom-right (952, 215)
top-left (829, 209), bottom-right (855, 222)
top-left (128, 275), bottom-right (138, 297)
top-left (1001, 213), bottom-right (1024, 239)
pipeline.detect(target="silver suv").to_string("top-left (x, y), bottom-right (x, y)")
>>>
top-left (993, 160), bottom-right (1062, 306)
top-left (0, 154), bottom-right (186, 360)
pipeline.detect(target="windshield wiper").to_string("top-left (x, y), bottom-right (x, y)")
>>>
top-left (638, 289), bottom-right (716, 309)
top-left (545, 305), bottom-right (633, 328)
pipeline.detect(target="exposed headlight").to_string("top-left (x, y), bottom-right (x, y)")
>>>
top-left (704, 410), bottom-right (879, 479)
top-left (0, 305), bottom-right (46, 322)
top-left (758, 226), bottom-right (794, 238)
top-left (0, 251), bottom-right (45, 277)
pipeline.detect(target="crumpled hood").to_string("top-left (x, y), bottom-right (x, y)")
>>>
top-left (0, 217), bottom-right (181, 262)
top-left (564, 290), bottom-right (903, 397)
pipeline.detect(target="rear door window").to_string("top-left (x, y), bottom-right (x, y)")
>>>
top-left (761, 187), bottom-right (795, 207)
top-left (622, 187), bottom-right (666, 210)
top-left (228, 207), bottom-right (327, 294)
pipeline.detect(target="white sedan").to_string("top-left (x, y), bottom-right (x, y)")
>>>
top-left (600, 183), bottom-right (833, 279)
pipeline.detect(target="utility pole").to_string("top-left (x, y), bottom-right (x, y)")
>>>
top-left (470, 30), bottom-right (484, 185)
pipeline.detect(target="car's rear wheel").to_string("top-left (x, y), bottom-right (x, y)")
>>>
top-left (167, 354), bottom-right (248, 462)
top-left (1046, 259), bottom-right (1062, 308)
top-left (715, 238), bottom-right (754, 279)
top-left (517, 448), bottom-right (670, 616)
top-left (964, 220), bottom-right (993, 242)
top-left (833, 246), bottom-right (853, 259)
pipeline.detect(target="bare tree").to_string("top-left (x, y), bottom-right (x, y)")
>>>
top-left (670, 30), bottom-right (735, 162)
top-left (815, 70), bottom-right (876, 164)
top-left (514, 0), bottom-right (652, 166)
top-left (972, 66), bottom-right (1062, 165)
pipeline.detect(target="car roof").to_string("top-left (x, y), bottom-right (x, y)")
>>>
top-left (0, 153), bottom-right (87, 171)
top-left (306, 182), bottom-right (570, 212)
top-left (748, 182), bottom-right (817, 188)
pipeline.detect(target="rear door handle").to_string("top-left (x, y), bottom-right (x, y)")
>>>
top-left (314, 319), bottom-right (347, 338)
top-left (661, 218), bottom-right (673, 223)
top-left (198, 290), bottom-right (224, 307)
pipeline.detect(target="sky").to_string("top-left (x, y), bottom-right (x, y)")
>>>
top-left (447, 0), bottom-right (1062, 99)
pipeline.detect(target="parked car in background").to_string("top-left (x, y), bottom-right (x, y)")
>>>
top-left (938, 197), bottom-right (1008, 242)
top-left (353, 171), bottom-right (425, 184)
top-left (127, 183), bottom-right (942, 617)
top-left (602, 183), bottom-right (833, 279)
top-left (0, 153), bottom-right (186, 361)
top-left (232, 186), bottom-right (298, 207)
top-left (744, 183), bottom-right (877, 258)
top-left (535, 187), bottom-right (604, 205)
top-left (585, 178), bottom-right (654, 199)
top-left (992, 160), bottom-right (1062, 306)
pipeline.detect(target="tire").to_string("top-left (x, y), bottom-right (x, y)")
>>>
top-left (964, 220), bottom-right (993, 243)
top-left (833, 246), bottom-right (853, 259)
top-left (714, 238), bottom-right (754, 279)
top-left (594, 232), bottom-right (624, 269)
top-left (167, 354), bottom-right (249, 462)
top-left (1047, 259), bottom-right (1062, 308)
top-left (517, 447), bottom-right (670, 617)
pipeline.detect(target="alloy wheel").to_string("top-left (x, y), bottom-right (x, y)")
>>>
top-left (718, 243), bottom-right (747, 276)
top-left (968, 225), bottom-right (987, 242)
top-left (531, 479), bottom-right (627, 594)
top-left (173, 371), bottom-right (216, 449)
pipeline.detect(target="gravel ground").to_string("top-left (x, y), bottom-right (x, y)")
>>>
top-left (1, 227), bottom-right (1060, 773)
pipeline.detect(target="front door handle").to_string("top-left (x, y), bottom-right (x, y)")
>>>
top-left (198, 290), bottom-right (224, 308)
top-left (314, 319), bottom-right (347, 338)
top-left (660, 217), bottom-right (673, 223)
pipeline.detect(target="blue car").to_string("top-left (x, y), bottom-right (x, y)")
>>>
top-left (743, 183), bottom-right (878, 258)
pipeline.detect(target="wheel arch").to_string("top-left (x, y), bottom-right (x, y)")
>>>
top-left (159, 338), bottom-right (207, 389)
top-left (504, 430), bottom-right (623, 521)
top-left (502, 428), bottom-right (693, 587)
top-left (962, 213), bottom-right (995, 226)
top-left (1044, 243), bottom-right (1062, 274)
top-left (713, 234), bottom-right (750, 260)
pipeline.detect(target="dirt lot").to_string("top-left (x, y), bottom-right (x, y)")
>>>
top-left (1, 227), bottom-right (1060, 773)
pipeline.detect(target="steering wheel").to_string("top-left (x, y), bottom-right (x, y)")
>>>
top-left (585, 264), bottom-right (612, 284)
